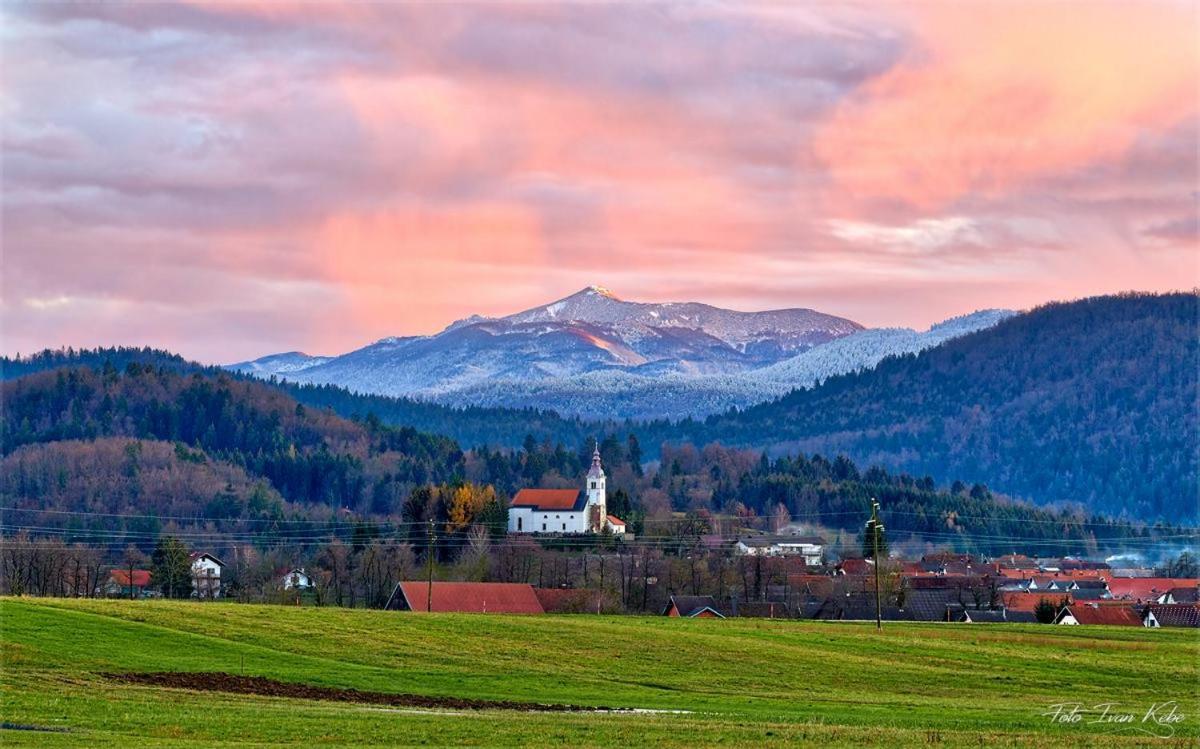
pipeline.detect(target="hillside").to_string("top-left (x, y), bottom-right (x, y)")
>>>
top-left (1, 347), bottom-right (592, 450)
top-left (3, 598), bottom-right (1196, 747)
top-left (0, 365), bottom-right (465, 525)
top-left (645, 292), bottom-right (1199, 522)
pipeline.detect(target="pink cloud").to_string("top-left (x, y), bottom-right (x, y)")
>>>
top-left (2, 2), bottom-right (1196, 363)
top-left (813, 2), bottom-right (1197, 212)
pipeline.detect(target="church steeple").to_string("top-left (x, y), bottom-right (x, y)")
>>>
top-left (585, 443), bottom-right (606, 531)
top-left (587, 445), bottom-right (605, 479)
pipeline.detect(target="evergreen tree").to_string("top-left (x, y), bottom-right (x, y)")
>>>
top-left (150, 535), bottom-right (193, 599)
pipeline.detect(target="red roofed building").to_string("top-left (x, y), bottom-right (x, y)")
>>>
top-left (1055, 603), bottom-right (1143, 627)
top-left (105, 569), bottom-right (152, 598)
top-left (1107, 577), bottom-right (1198, 603)
top-left (1002, 591), bottom-right (1072, 612)
top-left (1143, 603), bottom-right (1200, 628)
top-left (507, 447), bottom-right (624, 535)
top-left (385, 581), bottom-right (545, 614)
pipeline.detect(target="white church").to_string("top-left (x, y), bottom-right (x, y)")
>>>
top-left (508, 447), bottom-right (626, 535)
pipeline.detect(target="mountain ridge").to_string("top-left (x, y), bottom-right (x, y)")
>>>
top-left (227, 286), bottom-right (868, 406)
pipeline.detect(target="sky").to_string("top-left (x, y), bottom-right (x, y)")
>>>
top-left (3, 1), bottom-right (1197, 363)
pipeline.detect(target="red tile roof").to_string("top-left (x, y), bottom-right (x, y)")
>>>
top-left (1062, 604), bottom-right (1142, 626)
top-left (1146, 603), bottom-right (1200, 628)
top-left (1107, 578), bottom-right (1198, 602)
top-left (110, 569), bottom-right (151, 587)
top-left (606, 515), bottom-right (625, 526)
top-left (511, 489), bottom-right (582, 510)
top-left (1002, 592), bottom-right (1071, 612)
top-left (395, 582), bottom-right (544, 614)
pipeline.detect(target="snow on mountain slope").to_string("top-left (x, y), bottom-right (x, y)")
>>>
top-left (228, 351), bottom-right (332, 377)
top-left (225, 287), bottom-right (1011, 420)
top-left (432, 309), bottom-right (1016, 420)
top-left (226, 286), bottom-right (864, 397)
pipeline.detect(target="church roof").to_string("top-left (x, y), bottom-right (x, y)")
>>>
top-left (511, 488), bottom-right (586, 511)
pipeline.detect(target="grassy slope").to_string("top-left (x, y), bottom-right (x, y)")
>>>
top-left (1, 598), bottom-right (1196, 747)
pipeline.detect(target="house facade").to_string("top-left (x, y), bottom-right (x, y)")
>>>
top-left (190, 552), bottom-right (224, 599)
top-left (507, 447), bottom-right (624, 535)
top-left (281, 568), bottom-right (314, 590)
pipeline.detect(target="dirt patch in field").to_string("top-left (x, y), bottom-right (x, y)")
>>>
top-left (102, 672), bottom-right (606, 712)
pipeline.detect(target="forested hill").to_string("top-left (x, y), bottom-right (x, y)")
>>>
top-left (1, 347), bottom-right (592, 449)
top-left (0, 364), bottom-right (1184, 557)
top-left (1, 366), bottom-right (466, 517)
top-left (642, 292), bottom-right (1199, 522)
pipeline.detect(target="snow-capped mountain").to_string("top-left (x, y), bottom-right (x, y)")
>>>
top-left (228, 351), bottom-right (332, 376)
top-left (227, 287), bottom-right (1012, 421)
top-left (228, 286), bottom-right (863, 392)
top-left (435, 309), bottom-right (1016, 420)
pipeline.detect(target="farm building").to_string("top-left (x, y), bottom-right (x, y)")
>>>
top-left (662, 595), bottom-right (726, 618)
top-left (105, 569), bottom-right (152, 598)
top-left (384, 581), bottom-right (545, 614)
top-left (1054, 604), bottom-right (1142, 626)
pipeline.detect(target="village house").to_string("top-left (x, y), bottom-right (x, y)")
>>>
top-left (507, 447), bottom-right (625, 535)
top-left (105, 569), bottom-right (152, 598)
top-left (1054, 603), bottom-right (1142, 626)
top-left (1142, 603), bottom-right (1200, 628)
top-left (1157, 586), bottom-right (1199, 604)
top-left (958, 608), bottom-right (1037, 623)
top-left (384, 581), bottom-right (544, 614)
top-left (280, 568), bottom-right (314, 591)
top-left (190, 552), bottom-right (224, 599)
top-left (735, 535), bottom-right (825, 565)
top-left (662, 594), bottom-right (726, 618)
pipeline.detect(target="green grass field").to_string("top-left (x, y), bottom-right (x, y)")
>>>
top-left (1, 598), bottom-right (1196, 747)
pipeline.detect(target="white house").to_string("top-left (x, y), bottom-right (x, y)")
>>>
top-left (508, 447), bottom-right (624, 535)
top-left (735, 536), bottom-right (825, 565)
top-left (190, 552), bottom-right (224, 599)
top-left (281, 568), bottom-right (314, 591)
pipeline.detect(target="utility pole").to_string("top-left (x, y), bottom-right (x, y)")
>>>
top-left (426, 518), bottom-right (436, 613)
top-left (870, 499), bottom-right (884, 631)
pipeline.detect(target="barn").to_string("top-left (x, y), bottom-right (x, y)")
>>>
top-left (384, 581), bottom-right (545, 614)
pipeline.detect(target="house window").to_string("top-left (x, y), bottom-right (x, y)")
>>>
top-left (591, 481), bottom-right (596, 489)
top-left (517, 517), bottom-right (523, 531)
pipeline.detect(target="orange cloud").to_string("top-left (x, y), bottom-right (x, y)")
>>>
top-left (814, 2), bottom-right (1198, 211)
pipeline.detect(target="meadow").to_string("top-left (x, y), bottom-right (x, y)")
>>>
top-left (1, 597), bottom-right (1196, 747)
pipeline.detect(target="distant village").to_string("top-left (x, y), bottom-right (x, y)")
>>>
top-left (7, 449), bottom-right (1198, 628)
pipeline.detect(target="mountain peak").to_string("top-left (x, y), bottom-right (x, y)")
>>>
top-left (582, 284), bottom-right (617, 299)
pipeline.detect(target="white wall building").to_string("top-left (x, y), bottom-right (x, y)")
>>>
top-left (508, 447), bottom-right (624, 535)
top-left (735, 536), bottom-right (825, 565)
top-left (190, 552), bottom-right (224, 599)
top-left (281, 568), bottom-right (314, 590)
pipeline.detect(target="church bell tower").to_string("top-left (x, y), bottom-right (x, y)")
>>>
top-left (586, 444), bottom-right (607, 531)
